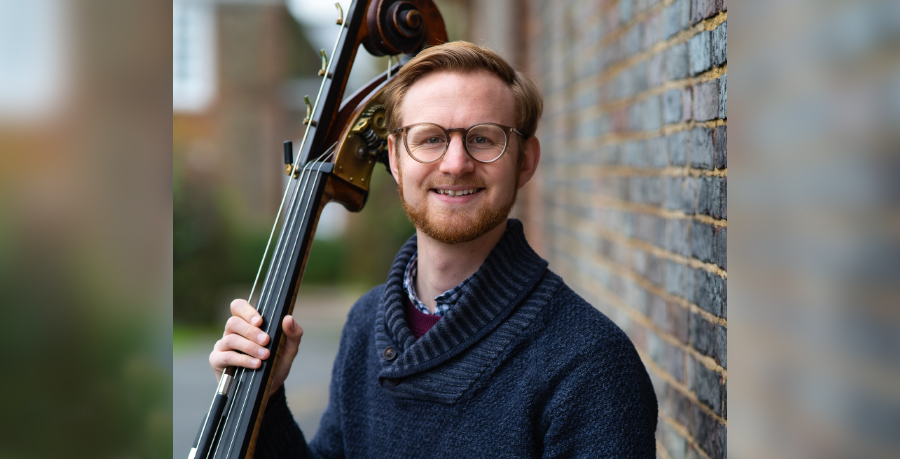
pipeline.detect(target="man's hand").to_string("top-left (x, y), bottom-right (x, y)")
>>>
top-left (209, 299), bottom-right (304, 401)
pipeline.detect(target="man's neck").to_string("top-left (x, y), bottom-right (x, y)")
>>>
top-left (414, 222), bottom-right (507, 313)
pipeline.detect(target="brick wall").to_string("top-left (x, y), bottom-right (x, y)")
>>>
top-left (463, 0), bottom-right (727, 457)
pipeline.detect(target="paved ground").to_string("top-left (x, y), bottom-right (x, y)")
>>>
top-left (173, 290), bottom-right (358, 458)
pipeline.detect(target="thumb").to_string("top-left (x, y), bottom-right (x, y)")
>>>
top-left (268, 315), bottom-right (303, 403)
top-left (283, 315), bottom-right (303, 345)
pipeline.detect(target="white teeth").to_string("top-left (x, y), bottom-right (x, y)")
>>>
top-left (436, 188), bottom-right (478, 197)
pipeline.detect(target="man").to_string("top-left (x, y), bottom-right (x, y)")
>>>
top-left (210, 42), bottom-right (658, 457)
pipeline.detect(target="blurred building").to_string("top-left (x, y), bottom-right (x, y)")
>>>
top-left (173, 0), bottom-right (330, 324)
top-left (173, 0), bottom-right (319, 223)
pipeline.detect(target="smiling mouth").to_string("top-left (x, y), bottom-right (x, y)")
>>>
top-left (432, 188), bottom-right (483, 197)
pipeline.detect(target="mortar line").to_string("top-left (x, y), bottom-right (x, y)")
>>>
top-left (556, 234), bottom-right (729, 368)
top-left (547, 190), bottom-right (728, 229)
top-left (545, 204), bottom-right (728, 279)
top-left (634, 346), bottom-right (727, 427)
top-left (551, 218), bottom-right (728, 328)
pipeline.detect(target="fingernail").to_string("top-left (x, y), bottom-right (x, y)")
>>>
top-left (251, 316), bottom-right (261, 325)
top-left (257, 348), bottom-right (268, 358)
top-left (257, 333), bottom-right (267, 344)
top-left (251, 358), bottom-right (260, 366)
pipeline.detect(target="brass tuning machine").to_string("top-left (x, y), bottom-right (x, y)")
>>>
top-left (349, 104), bottom-right (389, 160)
top-left (318, 49), bottom-right (333, 78)
top-left (303, 96), bottom-right (317, 127)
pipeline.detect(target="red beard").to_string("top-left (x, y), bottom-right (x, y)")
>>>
top-left (397, 171), bottom-right (518, 244)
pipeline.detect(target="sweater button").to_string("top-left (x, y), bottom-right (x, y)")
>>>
top-left (386, 377), bottom-right (400, 386)
top-left (382, 347), bottom-right (397, 361)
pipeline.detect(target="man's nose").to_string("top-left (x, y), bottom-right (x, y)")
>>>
top-left (439, 133), bottom-right (476, 175)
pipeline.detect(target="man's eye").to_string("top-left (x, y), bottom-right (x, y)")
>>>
top-left (426, 137), bottom-right (444, 144)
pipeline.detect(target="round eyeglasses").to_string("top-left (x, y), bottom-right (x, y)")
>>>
top-left (392, 122), bottom-right (525, 164)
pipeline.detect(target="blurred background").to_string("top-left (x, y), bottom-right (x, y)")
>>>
top-left (0, 0), bottom-right (897, 457)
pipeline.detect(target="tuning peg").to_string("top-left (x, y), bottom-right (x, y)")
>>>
top-left (317, 49), bottom-right (332, 78)
top-left (303, 96), bottom-right (317, 127)
top-left (335, 3), bottom-right (344, 25)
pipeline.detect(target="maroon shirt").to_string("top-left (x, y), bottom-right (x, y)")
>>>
top-left (404, 297), bottom-right (441, 338)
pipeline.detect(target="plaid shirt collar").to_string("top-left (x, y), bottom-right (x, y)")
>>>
top-left (402, 251), bottom-right (469, 317)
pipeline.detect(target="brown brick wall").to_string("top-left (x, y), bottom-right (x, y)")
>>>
top-left (463, 0), bottom-right (727, 457)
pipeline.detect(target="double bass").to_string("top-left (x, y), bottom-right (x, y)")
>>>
top-left (188, 1), bottom-right (447, 457)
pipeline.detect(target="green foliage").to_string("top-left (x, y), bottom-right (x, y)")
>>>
top-left (304, 237), bottom-right (347, 284)
top-left (0, 226), bottom-right (172, 458)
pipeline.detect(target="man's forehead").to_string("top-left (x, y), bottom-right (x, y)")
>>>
top-left (406, 70), bottom-right (508, 94)
top-left (400, 70), bottom-right (515, 123)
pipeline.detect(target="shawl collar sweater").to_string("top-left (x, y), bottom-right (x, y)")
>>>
top-left (258, 219), bottom-right (658, 458)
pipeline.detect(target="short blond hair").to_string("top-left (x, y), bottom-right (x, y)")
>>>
top-left (383, 42), bottom-right (543, 139)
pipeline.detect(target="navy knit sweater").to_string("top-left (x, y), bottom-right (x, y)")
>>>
top-left (258, 220), bottom-right (658, 458)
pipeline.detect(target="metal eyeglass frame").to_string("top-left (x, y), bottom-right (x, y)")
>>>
top-left (392, 122), bottom-right (525, 164)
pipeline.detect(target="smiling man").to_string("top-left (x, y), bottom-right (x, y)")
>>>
top-left (210, 42), bottom-right (658, 458)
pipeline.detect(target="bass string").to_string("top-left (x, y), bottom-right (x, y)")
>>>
top-left (244, 0), bottom-right (345, 358)
top-left (223, 160), bottom-right (331, 459)
top-left (204, 160), bottom-right (318, 459)
top-left (256, 148), bottom-right (336, 339)
top-left (208, 9), bottom-right (347, 455)
top-left (216, 149), bottom-right (336, 459)
top-left (247, 3), bottom-right (346, 307)
top-left (211, 151), bottom-right (330, 459)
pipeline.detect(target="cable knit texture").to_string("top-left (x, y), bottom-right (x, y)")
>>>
top-left (257, 219), bottom-right (658, 458)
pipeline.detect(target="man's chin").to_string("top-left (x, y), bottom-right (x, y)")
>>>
top-left (404, 206), bottom-right (510, 245)
top-left (420, 219), bottom-right (500, 244)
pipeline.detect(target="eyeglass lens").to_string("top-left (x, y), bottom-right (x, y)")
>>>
top-left (405, 124), bottom-right (508, 163)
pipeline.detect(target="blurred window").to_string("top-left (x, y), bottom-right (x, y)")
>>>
top-left (0, 0), bottom-right (67, 121)
top-left (173, 2), bottom-right (215, 113)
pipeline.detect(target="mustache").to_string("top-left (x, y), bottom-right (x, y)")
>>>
top-left (422, 177), bottom-right (488, 190)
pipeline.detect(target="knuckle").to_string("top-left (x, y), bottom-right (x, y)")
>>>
top-left (215, 335), bottom-right (232, 352)
top-left (225, 352), bottom-right (242, 367)
top-left (223, 334), bottom-right (243, 350)
top-left (243, 339), bottom-right (260, 356)
top-left (226, 316), bottom-right (241, 331)
top-left (224, 335), bottom-right (245, 353)
top-left (243, 321), bottom-right (259, 339)
top-left (239, 353), bottom-right (258, 368)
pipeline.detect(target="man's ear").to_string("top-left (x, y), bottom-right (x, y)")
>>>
top-left (387, 135), bottom-right (400, 183)
top-left (516, 136), bottom-right (541, 189)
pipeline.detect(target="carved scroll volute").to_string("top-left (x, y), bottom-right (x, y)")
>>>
top-left (326, 0), bottom-right (447, 212)
top-left (362, 0), bottom-right (448, 57)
